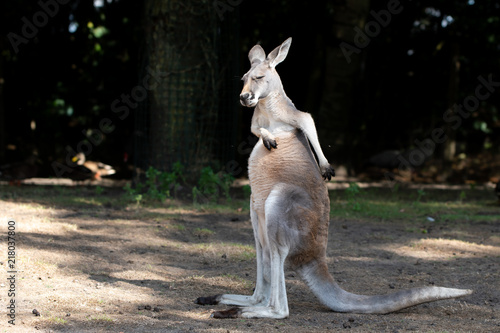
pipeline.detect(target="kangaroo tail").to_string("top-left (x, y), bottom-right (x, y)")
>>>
top-left (298, 260), bottom-right (472, 314)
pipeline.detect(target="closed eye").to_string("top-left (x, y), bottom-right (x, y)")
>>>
top-left (254, 76), bottom-right (265, 80)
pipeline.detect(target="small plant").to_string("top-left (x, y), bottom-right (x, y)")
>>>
top-left (158, 161), bottom-right (185, 198)
top-left (193, 227), bottom-right (215, 238)
top-left (192, 186), bottom-right (202, 205)
top-left (50, 317), bottom-right (68, 324)
top-left (195, 166), bottom-right (235, 204)
top-left (459, 190), bottom-right (466, 201)
top-left (145, 166), bottom-right (167, 201)
top-left (134, 194), bottom-right (143, 206)
top-left (89, 314), bottom-right (113, 322)
top-left (170, 223), bottom-right (186, 231)
top-left (242, 184), bottom-right (251, 199)
top-left (415, 189), bottom-right (427, 203)
top-left (95, 186), bottom-right (104, 195)
top-left (346, 182), bottom-right (361, 211)
top-left (198, 167), bottom-right (219, 201)
top-left (124, 164), bottom-right (235, 205)
top-left (219, 172), bottom-right (235, 201)
top-left (123, 163), bottom-right (186, 202)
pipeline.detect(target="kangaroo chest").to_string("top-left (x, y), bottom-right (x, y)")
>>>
top-left (248, 131), bottom-right (322, 214)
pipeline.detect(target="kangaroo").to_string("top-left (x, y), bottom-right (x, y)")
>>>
top-left (195, 38), bottom-right (472, 319)
top-left (239, 37), bottom-right (335, 180)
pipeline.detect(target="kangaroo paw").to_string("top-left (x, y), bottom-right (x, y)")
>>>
top-left (321, 165), bottom-right (335, 181)
top-left (211, 307), bottom-right (242, 319)
top-left (263, 138), bottom-right (278, 150)
top-left (195, 294), bottom-right (222, 305)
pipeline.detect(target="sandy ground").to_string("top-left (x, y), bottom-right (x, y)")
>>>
top-left (0, 185), bottom-right (499, 332)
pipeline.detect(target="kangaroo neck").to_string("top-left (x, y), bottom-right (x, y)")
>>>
top-left (257, 89), bottom-right (296, 115)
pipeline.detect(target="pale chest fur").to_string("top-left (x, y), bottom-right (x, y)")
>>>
top-left (255, 102), bottom-right (296, 135)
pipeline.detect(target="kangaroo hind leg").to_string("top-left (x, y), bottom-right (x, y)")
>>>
top-left (195, 208), bottom-right (271, 308)
top-left (213, 186), bottom-right (298, 319)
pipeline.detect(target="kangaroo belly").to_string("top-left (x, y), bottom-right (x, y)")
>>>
top-left (248, 130), bottom-right (330, 264)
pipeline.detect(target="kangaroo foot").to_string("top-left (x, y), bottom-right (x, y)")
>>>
top-left (195, 294), bottom-right (221, 305)
top-left (211, 307), bottom-right (242, 319)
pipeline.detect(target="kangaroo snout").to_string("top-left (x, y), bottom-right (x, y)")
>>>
top-left (239, 92), bottom-right (256, 107)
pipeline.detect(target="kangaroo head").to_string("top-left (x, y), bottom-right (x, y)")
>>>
top-left (240, 37), bottom-right (292, 107)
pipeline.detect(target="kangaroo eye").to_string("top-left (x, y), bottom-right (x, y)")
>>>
top-left (255, 76), bottom-right (265, 80)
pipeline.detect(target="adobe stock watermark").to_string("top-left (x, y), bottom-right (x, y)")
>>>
top-left (340, 0), bottom-right (406, 64)
top-left (7, 0), bottom-right (70, 54)
top-left (213, 0), bottom-right (244, 21)
top-left (6, 219), bottom-right (18, 326)
top-left (385, 74), bottom-right (500, 188)
top-left (51, 66), bottom-right (168, 177)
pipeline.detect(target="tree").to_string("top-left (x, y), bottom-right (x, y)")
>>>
top-left (313, 0), bottom-right (371, 172)
top-left (141, 0), bottom-right (220, 174)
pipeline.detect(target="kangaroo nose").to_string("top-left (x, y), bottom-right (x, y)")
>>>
top-left (240, 93), bottom-right (250, 101)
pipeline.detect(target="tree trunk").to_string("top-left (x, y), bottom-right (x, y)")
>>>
top-left (311, 0), bottom-right (370, 173)
top-left (142, 0), bottom-right (218, 174)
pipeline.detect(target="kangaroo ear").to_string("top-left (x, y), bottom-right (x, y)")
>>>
top-left (267, 37), bottom-right (292, 68)
top-left (248, 44), bottom-right (266, 66)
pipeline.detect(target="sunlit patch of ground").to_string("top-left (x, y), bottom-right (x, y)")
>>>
top-left (384, 238), bottom-right (500, 260)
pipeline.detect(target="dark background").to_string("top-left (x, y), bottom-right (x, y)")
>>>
top-left (1, 0), bottom-right (499, 183)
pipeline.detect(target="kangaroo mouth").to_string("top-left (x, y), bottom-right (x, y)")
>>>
top-left (240, 99), bottom-right (258, 107)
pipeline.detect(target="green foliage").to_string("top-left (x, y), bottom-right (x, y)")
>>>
top-left (95, 186), bottom-right (104, 195)
top-left (145, 166), bottom-right (164, 200)
top-left (123, 182), bottom-right (135, 197)
top-left (194, 166), bottom-right (235, 204)
top-left (134, 194), bottom-right (143, 206)
top-left (219, 173), bottom-right (235, 201)
top-left (346, 182), bottom-right (362, 211)
top-left (124, 163), bottom-right (234, 205)
top-left (198, 167), bottom-right (219, 200)
top-left (124, 163), bottom-right (185, 202)
top-left (193, 228), bottom-right (215, 237)
top-left (192, 186), bottom-right (202, 205)
top-left (242, 184), bottom-right (252, 199)
top-left (414, 189), bottom-right (427, 204)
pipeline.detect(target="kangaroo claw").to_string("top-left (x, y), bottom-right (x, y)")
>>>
top-left (322, 166), bottom-right (335, 181)
top-left (263, 138), bottom-right (278, 150)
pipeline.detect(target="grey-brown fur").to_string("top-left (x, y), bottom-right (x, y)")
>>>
top-left (195, 39), bottom-right (472, 319)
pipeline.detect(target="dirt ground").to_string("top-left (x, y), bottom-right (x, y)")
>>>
top-left (0, 185), bottom-right (499, 332)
